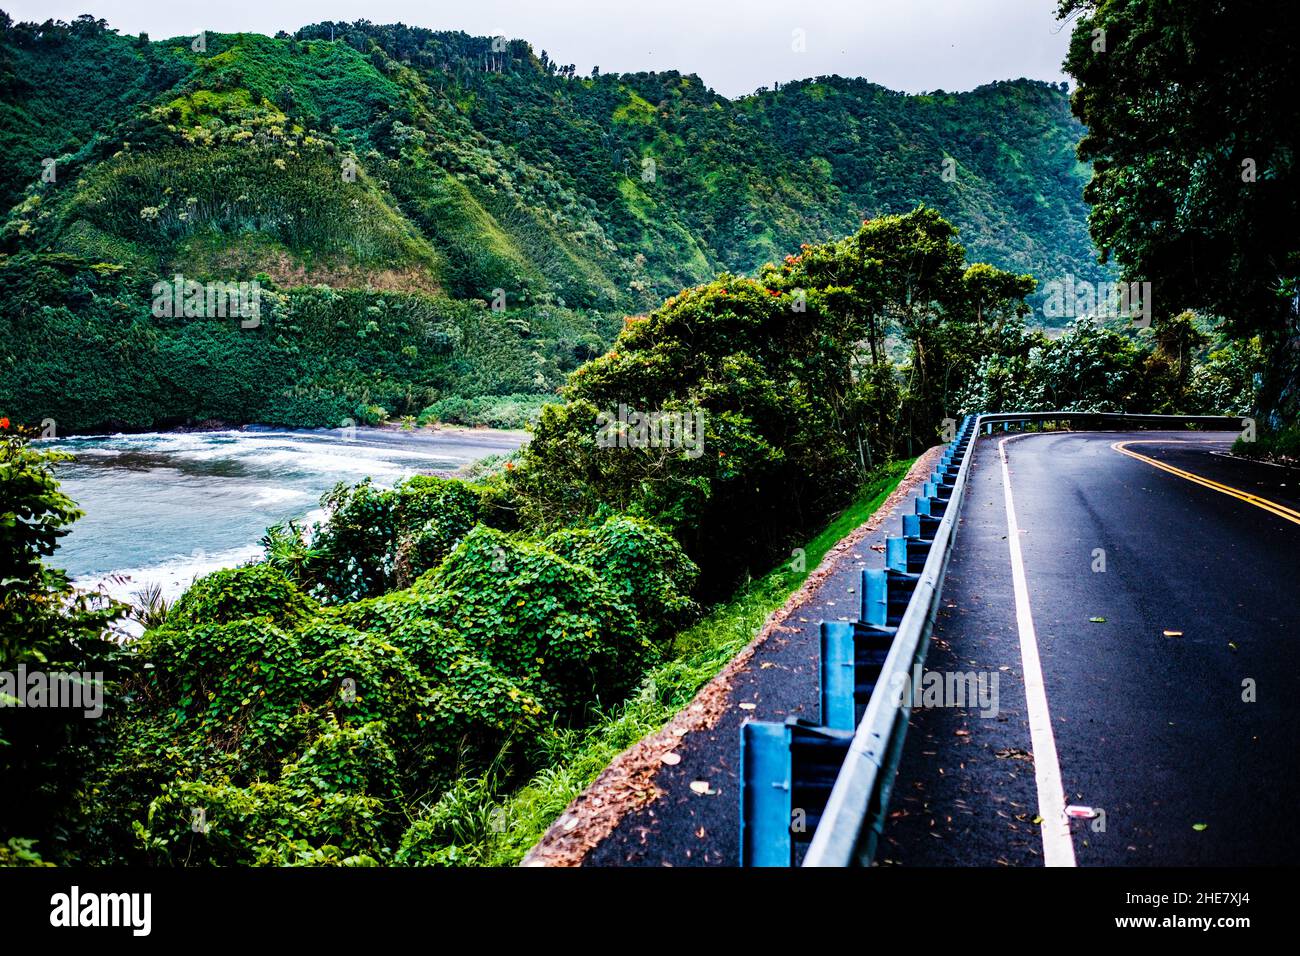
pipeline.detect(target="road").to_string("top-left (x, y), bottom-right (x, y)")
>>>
top-left (881, 431), bottom-right (1300, 866)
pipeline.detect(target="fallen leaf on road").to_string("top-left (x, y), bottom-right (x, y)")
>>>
top-left (660, 752), bottom-right (681, 766)
top-left (738, 702), bottom-right (756, 710)
top-left (690, 781), bottom-right (717, 796)
top-left (1163, 630), bottom-right (1183, 638)
top-left (1089, 616), bottom-right (1106, 623)
top-left (1192, 823), bottom-right (1208, 831)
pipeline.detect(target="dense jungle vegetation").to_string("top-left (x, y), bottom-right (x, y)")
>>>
top-left (0, 12), bottom-right (1109, 433)
top-left (0, 204), bottom-right (1267, 867)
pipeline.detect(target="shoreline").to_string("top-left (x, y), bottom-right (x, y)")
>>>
top-left (53, 425), bottom-right (530, 611)
top-left (43, 421), bottom-right (532, 451)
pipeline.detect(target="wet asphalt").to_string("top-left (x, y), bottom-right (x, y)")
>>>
top-left (882, 431), bottom-right (1300, 866)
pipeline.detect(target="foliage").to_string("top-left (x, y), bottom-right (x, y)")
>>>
top-left (513, 209), bottom-right (1033, 593)
top-left (1059, 0), bottom-right (1299, 423)
top-left (0, 254), bottom-right (613, 433)
top-left (418, 393), bottom-right (552, 430)
top-left (49, 477), bottom-right (696, 865)
top-left (0, 14), bottom-right (1110, 437)
top-left (1232, 424), bottom-right (1300, 466)
top-left (307, 474), bottom-right (482, 601)
top-left (406, 461), bottom-right (913, 865)
top-left (0, 423), bottom-right (129, 861)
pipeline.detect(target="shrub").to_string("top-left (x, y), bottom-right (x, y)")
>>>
top-left (417, 393), bottom-right (551, 429)
top-left (169, 563), bottom-right (316, 627)
top-left (414, 526), bottom-right (645, 714)
top-left (309, 475), bottom-right (482, 600)
top-left (512, 276), bottom-right (864, 595)
top-left (544, 514), bottom-right (698, 646)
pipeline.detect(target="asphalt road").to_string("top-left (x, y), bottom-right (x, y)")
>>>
top-left (881, 431), bottom-right (1300, 866)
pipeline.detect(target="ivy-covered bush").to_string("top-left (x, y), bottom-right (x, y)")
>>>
top-left (412, 525), bottom-right (646, 715)
top-left (168, 563), bottom-right (317, 626)
top-left (70, 485), bottom-right (711, 865)
top-left (138, 717), bottom-right (401, 866)
top-left (543, 515), bottom-right (698, 646)
top-left (309, 475), bottom-right (482, 600)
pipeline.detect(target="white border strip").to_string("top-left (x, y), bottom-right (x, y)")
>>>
top-left (997, 436), bottom-right (1077, 867)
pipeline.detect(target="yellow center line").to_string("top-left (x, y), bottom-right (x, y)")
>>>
top-left (1111, 440), bottom-right (1300, 526)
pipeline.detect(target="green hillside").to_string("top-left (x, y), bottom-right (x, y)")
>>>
top-left (0, 13), bottom-right (1110, 432)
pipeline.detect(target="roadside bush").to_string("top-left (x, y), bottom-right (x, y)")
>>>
top-left (413, 525), bottom-right (645, 715)
top-left (1233, 424), bottom-right (1300, 463)
top-left (512, 276), bottom-right (863, 595)
top-left (544, 515), bottom-right (698, 646)
top-left (135, 718), bottom-right (405, 867)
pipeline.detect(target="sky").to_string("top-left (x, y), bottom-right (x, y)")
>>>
top-left (5, 0), bottom-right (1075, 98)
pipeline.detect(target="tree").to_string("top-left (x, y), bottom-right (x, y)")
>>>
top-left (1059, 0), bottom-right (1300, 419)
top-left (1, 422), bottom-right (125, 863)
top-left (961, 262), bottom-right (1036, 331)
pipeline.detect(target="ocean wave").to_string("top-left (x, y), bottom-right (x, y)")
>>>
top-left (74, 543), bottom-right (266, 606)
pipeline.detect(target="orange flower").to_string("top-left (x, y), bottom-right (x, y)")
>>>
top-left (0, 417), bottom-right (9, 429)
top-left (505, 461), bottom-right (515, 470)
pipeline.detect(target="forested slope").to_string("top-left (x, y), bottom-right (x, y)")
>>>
top-left (0, 13), bottom-right (1108, 432)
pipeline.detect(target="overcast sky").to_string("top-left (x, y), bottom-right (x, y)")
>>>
top-left (6, 0), bottom-right (1074, 98)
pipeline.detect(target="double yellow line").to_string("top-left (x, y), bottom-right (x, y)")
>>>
top-left (1111, 440), bottom-right (1300, 526)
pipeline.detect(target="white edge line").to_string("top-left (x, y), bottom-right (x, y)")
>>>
top-left (997, 435), bottom-right (1077, 867)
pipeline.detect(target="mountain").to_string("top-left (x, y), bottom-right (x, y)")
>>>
top-left (0, 14), bottom-right (1108, 432)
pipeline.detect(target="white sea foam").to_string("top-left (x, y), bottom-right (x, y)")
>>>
top-left (75, 543), bottom-right (266, 606)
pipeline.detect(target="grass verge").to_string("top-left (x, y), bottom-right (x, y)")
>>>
top-left (417, 458), bottom-right (916, 866)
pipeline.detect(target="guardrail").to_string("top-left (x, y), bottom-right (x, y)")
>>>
top-left (739, 411), bottom-right (1247, 867)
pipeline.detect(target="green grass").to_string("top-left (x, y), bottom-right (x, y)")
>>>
top-left (434, 458), bottom-right (916, 866)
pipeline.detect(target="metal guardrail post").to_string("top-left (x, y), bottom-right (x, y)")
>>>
top-left (820, 622), bottom-right (858, 732)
